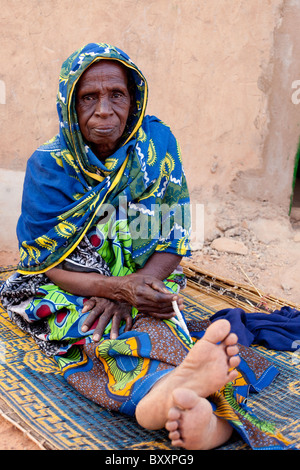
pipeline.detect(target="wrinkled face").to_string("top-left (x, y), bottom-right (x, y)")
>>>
top-left (75, 60), bottom-right (132, 161)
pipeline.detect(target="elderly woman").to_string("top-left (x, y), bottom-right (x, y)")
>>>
top-left (0, 43), bottom-right (292, 450)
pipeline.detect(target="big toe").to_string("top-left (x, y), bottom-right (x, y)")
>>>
top-left (204, 319), bottom-right (231, 344)
top-left (172, 388), bottom-right (199, 411)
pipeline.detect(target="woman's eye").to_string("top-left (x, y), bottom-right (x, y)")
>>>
top-left (112, 91), bottom-right (123, 98)
top-left (83, 95), bottom-right (93, 101)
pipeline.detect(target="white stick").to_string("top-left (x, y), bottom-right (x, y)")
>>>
top-left (172, 300), bottom-right (191, 338)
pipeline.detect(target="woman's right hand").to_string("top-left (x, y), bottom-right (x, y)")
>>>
top-left (114, 273), bottom-right (183, 319)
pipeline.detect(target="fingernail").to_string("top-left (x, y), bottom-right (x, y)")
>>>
top-left (81, 325), bottom-right (88, 332)
top-left (93, 334), bottom-right (100, 342)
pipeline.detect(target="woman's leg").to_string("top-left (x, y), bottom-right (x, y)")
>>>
top-left (135, 319), bottom-right (240, 449)
top-left (166, 389), bottom-right (233, 450)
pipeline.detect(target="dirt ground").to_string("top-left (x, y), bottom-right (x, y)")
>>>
top-left (0, 415), bottom-right (41, 450)
top-left (191, 223), bottom-right (300, 307)
top-left (0, 204), bottom-right (299, 450)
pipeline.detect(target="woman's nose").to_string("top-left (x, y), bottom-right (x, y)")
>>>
top-left (94, 95), bottom-right (113, 117)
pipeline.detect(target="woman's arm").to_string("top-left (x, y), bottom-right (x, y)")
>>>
top-left (115, 252), bottom-right (184, 315)
top-left (46, 252), bottom-right (183, 340)
top-left (136, 252), bottom-right (182, 280)
top-left (46, 268), bottom-right (116, 298)
top-left (45, 252), bottom-right (182, 314)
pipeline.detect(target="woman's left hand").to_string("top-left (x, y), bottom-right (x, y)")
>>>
top-left (81, 297), bottom-right (133, 341)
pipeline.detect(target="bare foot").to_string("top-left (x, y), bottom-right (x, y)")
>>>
top-left (135, 319), bottom-right (240, 434)
top-left (165, 388), bottom-right (233, 450)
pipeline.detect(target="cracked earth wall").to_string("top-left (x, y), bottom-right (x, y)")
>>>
top-left (0, 0), bottom-right (298, 252)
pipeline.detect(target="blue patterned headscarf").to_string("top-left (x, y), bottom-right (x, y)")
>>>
top-left (17, 43), bottom-right (191, 273)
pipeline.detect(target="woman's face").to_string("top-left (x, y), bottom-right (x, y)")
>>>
top-left (75, 60), bottom-right (132, 161)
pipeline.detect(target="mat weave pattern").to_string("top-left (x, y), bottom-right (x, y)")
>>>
top-left (0, 265), bottom-right (299, 450)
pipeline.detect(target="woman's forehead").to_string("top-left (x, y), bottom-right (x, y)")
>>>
top-left (77, 60), bottom-right (129, 88)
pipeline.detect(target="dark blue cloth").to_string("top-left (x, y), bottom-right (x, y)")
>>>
top-left (211, 306), bottom-right (300, 351)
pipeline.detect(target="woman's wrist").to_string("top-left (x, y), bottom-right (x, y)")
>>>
top-left (107, 273), bottom-right (136, 303)
top-left (46, 267), bottom-right (123, 300)
top-left (92, 273), bottom-right (131, 303)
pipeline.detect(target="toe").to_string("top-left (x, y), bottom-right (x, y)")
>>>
top-left (169, 430), bottom-right (181, 441)
top-left (226, 344), bottom-right (239, 357)
top-left (165, 419), bottom-right (179, 432)
top-left (224, 332), bottom-right (239, 346)
top-left (204, 319), bottom-right (231, 344)
top-left (171, 439), bottom-right (184, 448)
top-left (228, 367), bottom-right (239, 382)
top-left (167, 406), bottom-right (181, 421)
top-left (172, 388), bottom-right (199, 410)
top-left (228, 354), bottom-right (241, 369)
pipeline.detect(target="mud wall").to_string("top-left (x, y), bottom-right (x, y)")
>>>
top-left (0, 0), bottom-right (299, 252)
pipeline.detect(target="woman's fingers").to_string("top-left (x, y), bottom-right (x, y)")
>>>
top-left (124, 313), bottom-right (133, 332)
top-left (82, 298), bottom-right (133, 342)
top-left (110, 310), bottom-right (133, 340)
top-left (118, 274), bottom-right (177, 309)
top-left (109, 304), bottom-right (133, 339)
top-left (147, 279), bottom-right (172, 294)
top-left (82, 297), bottom-right (96, 313)
top-left (110, 313), bottom-right (120, 340)
top-left (81, 297), bottom-right (108, 332)
top-left (92, 309), bottom-right (114, 341)
top-left (135, 288), bottom-right (183, 314)
top-left (80, 279), bottom-right (184, 340)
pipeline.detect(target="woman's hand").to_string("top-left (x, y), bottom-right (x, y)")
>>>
top-left (81, 297), bottom-right (133, 341)
top-left (114, 273), bottom-right (183, 318)
top-left (46, 253), bottom-right (184, 320)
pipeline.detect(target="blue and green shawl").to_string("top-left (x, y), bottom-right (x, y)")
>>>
top-left (17, 43), bottom-right (191, 274)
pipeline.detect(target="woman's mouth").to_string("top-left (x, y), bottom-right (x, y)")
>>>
top-left (93, 127), bottom-right (114, 136)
